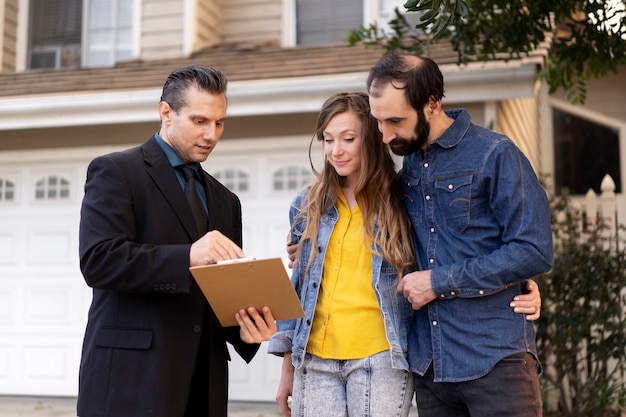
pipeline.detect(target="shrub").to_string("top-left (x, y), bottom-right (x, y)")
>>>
top-left (536, 190), bottom-right (626, 417)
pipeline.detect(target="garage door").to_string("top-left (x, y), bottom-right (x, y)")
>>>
top-left (0, 135), bottom-right (316, 401)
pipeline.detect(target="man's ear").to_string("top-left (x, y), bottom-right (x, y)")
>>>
top-left (158, 101), bottom-right (171, 124)
top-left (426, 96), bottom-right (442, 117)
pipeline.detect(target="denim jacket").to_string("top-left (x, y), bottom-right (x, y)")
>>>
top-left (267, 188), bottom-right (413, 371)
top-left (402, 109), bottom-right (554, 382)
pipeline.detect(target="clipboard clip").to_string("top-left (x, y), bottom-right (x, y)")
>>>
top-left (216, 256), bottom-right (256, 265)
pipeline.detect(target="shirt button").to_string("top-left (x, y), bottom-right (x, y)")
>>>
top-left (333, 266), bottom-right (338, 270)
top-left (430, 227), bottom-right (435, 233)
top-left (423, 162), bottom-right (429, 168)
top-left (425, 195), bottom-right (431, 201)
top-left (479, 290), bottom-right (485, 295)
top-left (429, 258), bottom-right (434, 264)
top-left (451, 291), bottom-right (456, 296)
top-left (439, 294), bottom-right (445, 298)
top-left (193, 325), bottom-right (201, 333)
top-left (432, 321), bottom-right (438, 326)
top-left (448, 184), bottom-right (453, 190)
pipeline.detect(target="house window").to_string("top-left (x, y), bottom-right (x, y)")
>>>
top-left (553, 108), bottom-right (621, 194)
top-left (212, 169), bottom-right (249, 193)
top-left (0, 178), bottom-right (15, 202)
top-left (84, 0), bottom-right (133, 67)
top-left (35, 176), bottom-right (71, 200)
top-left (273, 166), bottom-right (311, 191)
top-left (28, 0), bottom-right (133, 69)
top-left (28, 0), bottom-right (82, 69)
top-left (296, 0), bottom-right (363, 45)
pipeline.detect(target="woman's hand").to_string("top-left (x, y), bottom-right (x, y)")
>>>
top-left (236, 306), bottom-right (277, 343)
top-left (510, 279), bottom-right (541, 321)
top-left (276, 353), bottom-right (295, 417)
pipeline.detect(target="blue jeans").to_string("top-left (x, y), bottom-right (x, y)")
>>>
top-left (414, 352), bottom-right (542, 417)
top-left (292, 350), bottom-right (414, 417)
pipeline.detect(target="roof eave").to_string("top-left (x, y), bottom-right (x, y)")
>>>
top-left (0, 60), bottom-right (540, 131)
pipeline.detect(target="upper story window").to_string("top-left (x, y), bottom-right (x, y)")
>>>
top-left (0, 178), bottom-right (16, 202)
top-left (29, 0), bottom-right (82, 69)
top-left (28, 0), bottom-right (133, 69)
top-left (35, 175), bottom-right (71, 200)
top-left (85, 0), bottom-right (133, 67)
top-left (296, 0), bottom-right (363, 45)
top-left (553, 107), bottom-right (622, 195)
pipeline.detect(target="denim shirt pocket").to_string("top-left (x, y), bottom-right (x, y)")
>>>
top-left (435, 174), bottom-right (472, 233)
top-left (400, 172), bottom-right (423, 227)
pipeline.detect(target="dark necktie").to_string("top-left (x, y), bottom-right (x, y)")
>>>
top-left (179, 165), bottom-right (207, 236)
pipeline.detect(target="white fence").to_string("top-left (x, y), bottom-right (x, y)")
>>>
top-left (570, 174), bottom-right (624, 245)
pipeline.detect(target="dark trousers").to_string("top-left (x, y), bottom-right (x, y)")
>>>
top-left (414, 352), bottom-right (542, 417)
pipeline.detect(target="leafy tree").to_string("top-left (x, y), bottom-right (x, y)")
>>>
top-left (346, 0), bottom-right (626, 104)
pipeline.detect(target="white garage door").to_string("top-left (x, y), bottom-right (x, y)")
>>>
top-left (0, 136), bottom-right (317, 401)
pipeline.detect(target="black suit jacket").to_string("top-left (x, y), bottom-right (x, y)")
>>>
top-left (77, 136), bottom-right (259, 417)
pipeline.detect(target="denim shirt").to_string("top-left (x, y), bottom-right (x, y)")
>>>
top-left (267, 188), bottom-right (414, 371)
top-left (401, 109), bottom-right (554, 382)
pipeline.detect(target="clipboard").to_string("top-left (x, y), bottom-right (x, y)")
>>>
top-left (189, 257), bottom-right (305, 327)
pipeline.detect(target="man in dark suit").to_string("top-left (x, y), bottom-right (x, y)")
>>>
top-left (77, 65), bottom-right (277, 417)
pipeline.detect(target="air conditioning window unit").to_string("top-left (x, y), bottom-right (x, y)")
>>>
top-left (29, 44), bottom-right (81, 69)
top-left (30, 48), bottom-right (60, 69)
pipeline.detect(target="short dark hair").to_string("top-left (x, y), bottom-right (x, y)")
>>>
top-left (160, 65), bottom-right (227, 111)
top-left (367, 51), bottom-right (445, 112)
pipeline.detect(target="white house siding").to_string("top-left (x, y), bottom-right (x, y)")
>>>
top-left (497, 96), bottom-right (542, 173)
top-left (0, 134), bottom-right (314, 400)
top-left (222, 0), bottom-right (282, 45)
top-left (194, 0), bottom-right (221, 51)
top-left (141, 0), bottom-right (186, 59)
top-left (552, 64), bottom-right (626, 123)
top-left (0, 0), bottom-right (18, 71)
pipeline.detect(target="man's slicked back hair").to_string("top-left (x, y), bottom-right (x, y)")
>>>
top-left (160, 65), bottom-right (228, 111)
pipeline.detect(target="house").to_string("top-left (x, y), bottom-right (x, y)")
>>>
top-left (0, 0), bottom-right (624, 402)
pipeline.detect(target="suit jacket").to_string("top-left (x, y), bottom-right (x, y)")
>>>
top-left (77, 136), bottom-right (259, 417)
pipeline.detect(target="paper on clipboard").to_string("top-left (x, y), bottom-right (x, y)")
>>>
top-left (189, 257), bottom-right (305, 327)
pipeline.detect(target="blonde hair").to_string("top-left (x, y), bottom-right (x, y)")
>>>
top-left (294, 92), bottom-right (416, 276)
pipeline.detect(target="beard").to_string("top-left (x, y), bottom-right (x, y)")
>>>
top-left (388, 111), bottom-right (430, 156)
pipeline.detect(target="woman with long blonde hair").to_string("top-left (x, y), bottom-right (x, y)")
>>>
top-left (268, 92), bottom-right (540, 417)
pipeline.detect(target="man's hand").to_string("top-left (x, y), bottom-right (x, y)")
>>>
top-left (398, 270), bottom-right (437, 310)
top-left (190, 230), bottom-right (245, 266)
top-left (510, 279), bottom-right (542, 321)
top-left (286, 240), bottom-right (297, 269)
top-left (236, 306), bottom-right (277, 344)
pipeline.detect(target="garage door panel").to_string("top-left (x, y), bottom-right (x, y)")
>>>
top-left (228, 343), bottom-right (284, 401)
top-left (26, 228), bottom-right (75, 265)
top-left (0, 344), bottom-right (15, 383)
top-left (0, 140), bottom-right (315, 399)
top-left (0, 286), bottom-right (17, 322)
top-left (0, 231), bottom-right (18, 265)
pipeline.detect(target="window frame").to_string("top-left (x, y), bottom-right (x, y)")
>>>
top-left (22, 0), bottom-right (137, 70)
top-left (548, 97), bottom-right (626, 196)
top-left (82, 0), bottom-right (136, 68)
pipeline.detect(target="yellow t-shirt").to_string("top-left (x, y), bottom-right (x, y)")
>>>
top-left (306, 191), bottom-right (389, 359)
